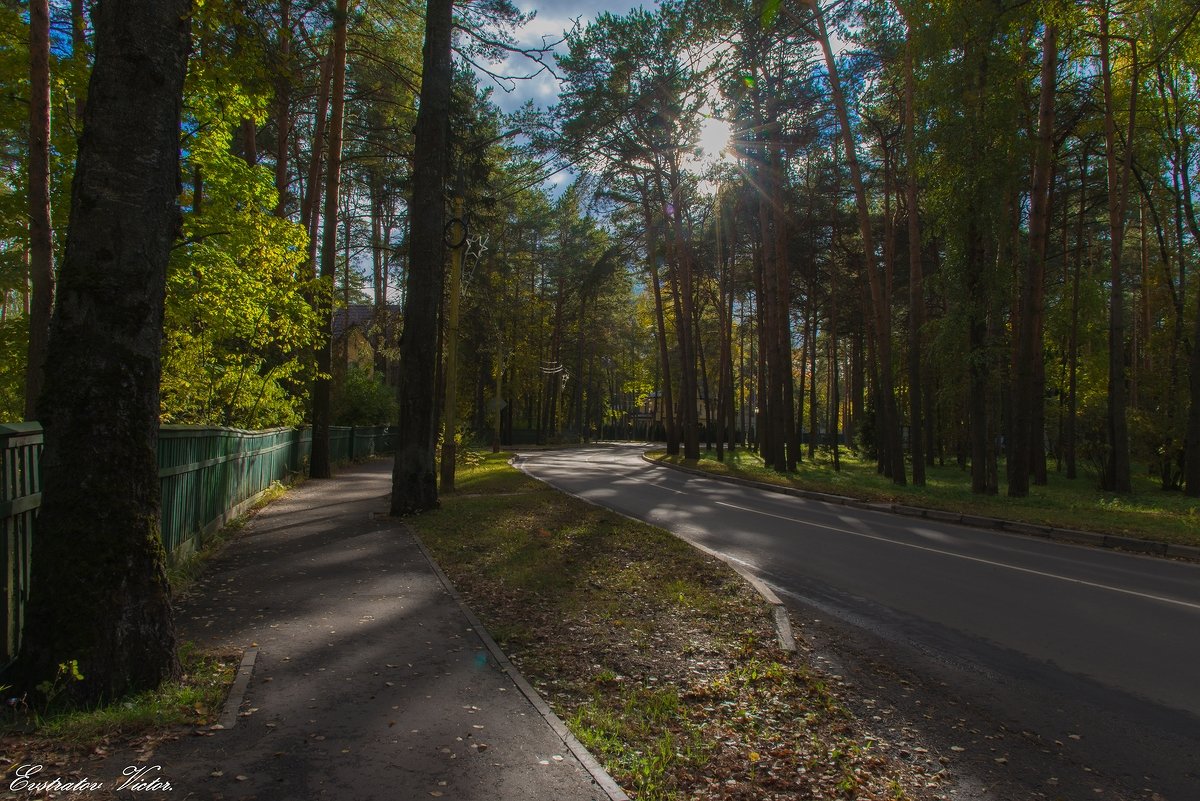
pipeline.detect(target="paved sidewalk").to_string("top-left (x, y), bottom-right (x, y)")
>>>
top-left (150, 459), bottom-right (611, 800)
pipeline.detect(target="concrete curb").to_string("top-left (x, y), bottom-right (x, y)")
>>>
top-left (641, 454), bottom-right (1200, 563)
top-left (410, 532), bottom-right (631, 801)
top-left (215, 647), bottom-right (258, 730)
top-left (510, 455), bottom-right (797, 654)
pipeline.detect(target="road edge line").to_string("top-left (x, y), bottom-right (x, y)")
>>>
top-left (510, 454), bottom-right (797, 654)
top-left (640, 453), bottom-right (1200, 564)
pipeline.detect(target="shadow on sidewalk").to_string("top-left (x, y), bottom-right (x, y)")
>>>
top-left (142, 460), bottom-right (610, 801)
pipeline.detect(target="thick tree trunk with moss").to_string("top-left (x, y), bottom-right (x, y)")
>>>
top-left (391, 0), bottom-right (454, 514)
top-left (10, 0), bottom-right (191, 703)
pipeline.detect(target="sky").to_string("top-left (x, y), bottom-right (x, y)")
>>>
top-left (476, 0), bottom-right (738, 192)
top-left (485, 0), bottom-right (646, 114)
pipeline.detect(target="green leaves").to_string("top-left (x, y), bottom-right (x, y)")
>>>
top-left (161, 2), bottom-right (319, 429)
top-left (759, 0), bottom-right (782, 29)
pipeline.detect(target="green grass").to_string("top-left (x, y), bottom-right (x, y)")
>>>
top-left (650, 448), bottom-right (1200, 547)
top-left (5, 642), bottom-right (237, 747)
top-left (414, 452), bottom-right (926, 800)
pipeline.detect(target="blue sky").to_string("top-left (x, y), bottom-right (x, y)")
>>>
top-left (485, 0), bottom-right (650, 114)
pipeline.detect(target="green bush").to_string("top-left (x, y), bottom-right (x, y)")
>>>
top-left (332, 365), bottom-right (397, 426)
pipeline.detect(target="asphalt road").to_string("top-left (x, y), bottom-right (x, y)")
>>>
top-left (515, 444), bottom-right (1200, 800)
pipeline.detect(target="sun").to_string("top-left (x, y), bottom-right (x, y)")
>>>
top-left (696, 115), bottom-right (735, 166)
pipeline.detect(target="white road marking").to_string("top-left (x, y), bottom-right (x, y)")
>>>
top-left (530, 451), bottom-right (1200, 613)
top-left (623, 475), bottom-right (686, 495)
top-left (712, 500), bottom-right (1200, 613)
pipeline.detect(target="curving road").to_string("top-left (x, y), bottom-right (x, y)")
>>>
top-left (515, 444), bottom-right (1200, 800)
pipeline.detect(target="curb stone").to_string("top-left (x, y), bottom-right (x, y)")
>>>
top-left (410, 532), bottom-right (631, 801)
top-left (641, 453), bottom-right (1200, 564)
top-left (215, 647), bottom-right (258, 731)
top-left (509, 455), bottom-right (798, 654)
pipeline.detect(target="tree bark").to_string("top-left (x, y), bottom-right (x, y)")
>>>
top-left (310, 0), bottom-right (349, 480)
top-left (25, 0), bottom-right (54, 421)
top-left (1185, 291), bottom-right (1200, 495)
top-left (1010, 23), bottom-right (1057, 496)
top-left (301, 49), bottom-right (333, 280)
top-left (814, 0), bottom-right (905, 484)
top-left (391, 0), bottom-right (454, 513)
top-left (902, 22), bottom-right (926, 486)
top-left (1066, 149), bottom-right (1088, 480)
top-left (967, 219), bottom-right (992, 494)
top-left (12, 0), bottom-right (191, 702)
top-left (273, 0), bottom-right (292, 217)
top-left (667, 160), bottom-right (701, 460)
top-left (642, 187), bottom-right (678, 454)
top-left (1099, 7), bottom-right (1135, 493)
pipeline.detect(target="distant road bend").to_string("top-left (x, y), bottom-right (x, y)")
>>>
top-left (515, 444), bottom-right (1200, 801)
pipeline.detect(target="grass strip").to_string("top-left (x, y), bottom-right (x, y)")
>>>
top-left (649, 449), bottom-right (1200, 548)
top-left (414, 452), bottom-right (936, 801)
top-left (1, 642), bottom-right (238, 777)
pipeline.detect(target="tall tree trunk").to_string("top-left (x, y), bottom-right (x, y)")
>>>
top-left (25, 0), bottom-right (53, 421)
top-left (1066, 149), bottom-right (1088, 480)
top-left (902, 22), bottom-right (926, 486)
top-left (642, 191), bottom-right (678, 453)
top-left (1186, 289), bottom-right (1200, 495)
top-left (775, 154), bottom-right (797, 472)
top-left (660, 159), bottom-right (700, 459)
top-left (967, 219), bottom-right (992, 494)
top-left (808, 304), bottom-right (818, 459)
top-left (830, 272), bottom-right (840, 471)
top-left (12, 0), bottom-right (191, 702)
top-left (716, 193), bottom-right (729, 461)
top-left (1010, 23), bottom-right (1057, 497)
top-left (310, 0), bottom-right (349, 480)
top-left (797, 296), bottom-right (809, 459)
top-left (1099, 7), bottom-right (1135, 493)
top-left (301, 49), bottom-right (333, 280)
top-left (1176, 109), bottom-right (1200, 495)
top-left (273, 0), bottom-right (292, 217)
top-left (724, 206), bottom-right (737, 453)
top-left (814, 0), bottom-right (905, 484)
top-left (241, 118), bottom-right (258, 166)
top-left (389, 0), bottom-right (451, 513)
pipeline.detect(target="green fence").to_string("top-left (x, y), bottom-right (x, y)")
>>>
top-left (0, 423), bottom-right (393, 663)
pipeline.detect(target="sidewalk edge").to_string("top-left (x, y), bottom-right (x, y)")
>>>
top-left (409, 532), bottom-right (631, 801)
top-left (215, 647), bottom-right (258, 731)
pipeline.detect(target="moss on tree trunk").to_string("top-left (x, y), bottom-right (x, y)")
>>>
top-left (8, 0), bottom-right (191, 703)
